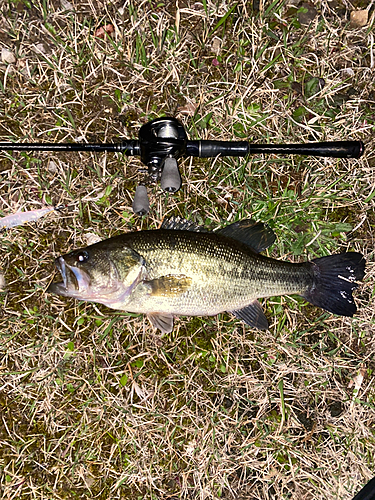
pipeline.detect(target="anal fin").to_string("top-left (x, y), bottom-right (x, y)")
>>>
top-left (230, 300), bottom-right (268, 330)
top-left (148, 313), bottom-right (174, 333)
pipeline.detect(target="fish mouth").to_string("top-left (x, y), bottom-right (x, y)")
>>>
top-left (47, 257), bottom-right (91, 297)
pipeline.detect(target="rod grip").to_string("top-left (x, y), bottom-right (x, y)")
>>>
top-left (248, 141), bottom-right (364, 159)
top-left (186, 140), bottom-right (364, 159)
top-left (186, 140), bottom-right (249, 157)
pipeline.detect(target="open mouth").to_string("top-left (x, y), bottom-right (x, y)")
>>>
top-left (47, 255), bottom-right (145, 306)
top-left (47, 257), bottom-right (91, 297)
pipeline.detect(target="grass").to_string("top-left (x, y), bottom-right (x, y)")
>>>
top-left (0, 0), bottom-right (375, 499)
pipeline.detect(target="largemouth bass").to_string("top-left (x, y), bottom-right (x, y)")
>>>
top-left (47, 217), bottom-right (365, 332)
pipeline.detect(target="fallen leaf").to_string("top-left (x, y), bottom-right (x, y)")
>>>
top-left (350, 10), bottom-right (368, 28)
top-left (33, 43), bottom-right (48, 54)
top-left (84, 232), bottom-right (102, 245)
top-left (348, 367), bottom-right (366, 395)
top-left (47, 160), bottom-right (58, 173)
top-left (17, 59), bottom-right (26, 70)
top-left (341, 67), bottom-right (355, 77)
top-left (0, 273), bottom-right (6, 291)
top-left (211, 36), bottom-right (222, 55)
top-left (94, 24), bottom-right (115, 39)
top-left (83, 474), bottom-right (95, 488)
top-left (60, 0), bottom-right (73, 10)
top-left (1, 48), bottom-right (16, 64)
top-left (177, 101), bottom-right (198, 116)
top-left (298, 3), bottom-right (317, 25)
top-left (132, 381), bottom-right (153, 401)
top-left (291, 81), bottom-right (303, 95)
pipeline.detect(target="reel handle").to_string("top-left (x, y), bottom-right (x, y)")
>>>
top-left (132, 185), bottom-right (149, 216)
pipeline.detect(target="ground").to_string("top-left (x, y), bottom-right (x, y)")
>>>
top-left (0, 0), bottom-right (374, 499)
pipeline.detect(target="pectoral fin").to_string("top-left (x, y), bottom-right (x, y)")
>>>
top-left (230, 300), bottom-right (268, 330)
top-left (148, 313), bottom-right (174, 333)
top-left (147, 275), bottom-right (192, 297)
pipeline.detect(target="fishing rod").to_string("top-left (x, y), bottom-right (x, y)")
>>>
top-left (0, 117), bottom-right (364, 215)
top-left (351, 475), bottom-right (375, 500)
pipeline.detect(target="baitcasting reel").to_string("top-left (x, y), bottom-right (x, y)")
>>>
top-left (132, 118), bottom-right (188, 215)
top-left (0, 117), bottom-right (364, 215)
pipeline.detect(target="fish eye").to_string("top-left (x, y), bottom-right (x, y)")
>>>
top-left (76, 251), bottom-right (89, 263)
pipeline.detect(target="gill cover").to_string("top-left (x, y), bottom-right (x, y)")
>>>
top-left (47, 242), bottom-right (145, 305)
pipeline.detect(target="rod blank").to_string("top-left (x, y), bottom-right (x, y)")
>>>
top-left (0, 139), bottom-right (363, 159)
top-left (0, 140), bottom-right (140, 155)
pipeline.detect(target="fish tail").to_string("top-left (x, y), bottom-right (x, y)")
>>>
top-left (303, 252), bottom-right (365, 317)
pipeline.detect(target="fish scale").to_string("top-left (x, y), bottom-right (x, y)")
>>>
top-left (126, 229), bottom-right (312, 316)
top-left (47, 218), bottom-right (365, 333)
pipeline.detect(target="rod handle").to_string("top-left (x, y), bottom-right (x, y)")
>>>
top-left (186, 140), bottom-right (249, 157)
top-left (186, 140), bottom-right (364, 159)
top-left (247, 141), bottom-right (364, 159)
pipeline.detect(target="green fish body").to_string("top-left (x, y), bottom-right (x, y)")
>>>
top-left (47, 218), bottom-right (365, 332)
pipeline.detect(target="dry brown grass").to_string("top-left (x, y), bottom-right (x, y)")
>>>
top-left (0, 0), bottom-right (374, 499)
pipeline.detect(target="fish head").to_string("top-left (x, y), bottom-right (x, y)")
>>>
top-left (47, 242), bottom-right (145, 305)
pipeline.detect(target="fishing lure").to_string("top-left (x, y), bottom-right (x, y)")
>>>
top-left (0, 205), bottom-right (64, 229)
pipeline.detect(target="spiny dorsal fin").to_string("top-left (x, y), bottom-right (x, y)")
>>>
top-left (161, 216), bottom-right (208, 232)
top-left (218, 219), bottom-right (275, 253)
top-left (230, 300), bottom-right (268, 330)
top-left (161, 216), bottom-right (275, 253)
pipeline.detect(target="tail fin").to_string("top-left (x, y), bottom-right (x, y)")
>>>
top-left (303, 252), bottom-right (365, 317)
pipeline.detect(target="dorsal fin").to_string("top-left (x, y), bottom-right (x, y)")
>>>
top-left (217, 219), bottom-right (275, 253)
top-left (161, 216), bottom-right (275, 253)
top-left (161, 216), bottom-right (208, 232)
